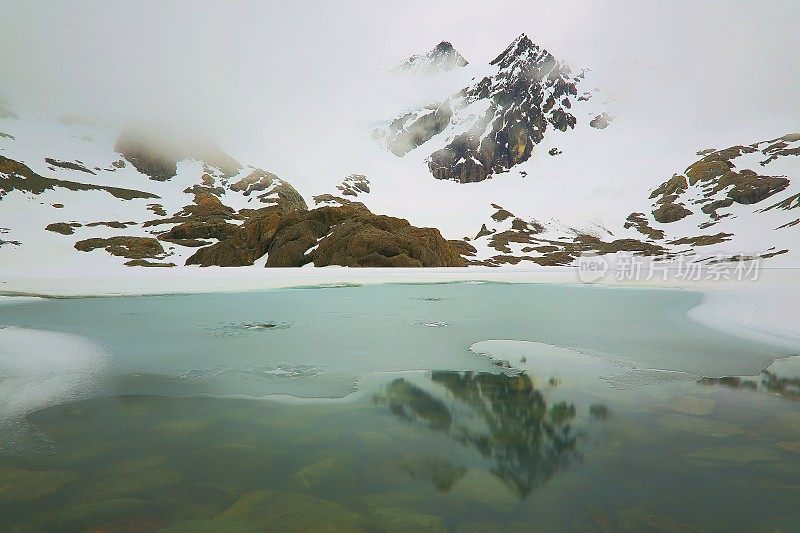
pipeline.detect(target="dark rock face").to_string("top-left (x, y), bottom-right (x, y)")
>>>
top-left (114, 126), bottom-right (242, 181)
top-left (386, 103), bottom-right (452, 157)
top-left (44, 158), bottom-right (95, 174)
top-left (384, 34), bottom-right (597, 183)
top-left (422, 34), bottom-right (583, 183)
top-left (0, 156), bottom-right (158, 201)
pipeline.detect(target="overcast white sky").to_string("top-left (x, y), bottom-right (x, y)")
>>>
top-left (1, 0), bottom-right (798, 168)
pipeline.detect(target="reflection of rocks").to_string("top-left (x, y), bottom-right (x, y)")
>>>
top-left (700, 358), bottom-right (800, 401)
top-left (376, 371), bottom-right (580, 498)
top-left (395, 456), bottom-right (466, 492)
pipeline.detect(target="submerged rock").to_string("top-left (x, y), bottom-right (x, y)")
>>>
top-left (0, 468), bottom-right (77, 501)
top-left (291, 455), bottom-right (355, 491)
top-left (367, 506), bottom-right (445, 532)
top-left (216, 489), bottom-right (364, 531)
top-left (659, 414), bottom-right (742, 438)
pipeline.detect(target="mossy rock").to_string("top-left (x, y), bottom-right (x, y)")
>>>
top-left (103, 454), bottom-right (169, 476)
top-left (217, 489), bottom-right (365, 531)
top-left (290, 455), bottom-right (356, 491)
top-left (449, 469), bottom-right (519, 510)
top-left (191, 444), bottom-right (282, 488)
top-left (357, 431), bottom-right (394, 450)
top-left (777, 441), bottom-right (800, 454)
top-left (659, 414), bottom-right (742, 437)
top-left (615, 507), bottom-right (699, 532)
top-left (367, 506), bottom-right (445, 532)
top-left (652, 202), bottom-right (692, 223)
top-left (83, 468), bottom-right (182, 500)
top-left (686, 446), bottom-right (781, 465)
top-left (47, 498), bottom-right (150, 531)
top-left (160, 518), bottom-right (263, 533)
top-left (74, 235), bottom-right (165, 260)
top-left (666, 395), bottom-right (716, 416)
top-left (454, 522), bottom-right (507, 533)
top-left (776, 412), bottom-right (800, 434)
top-left (153, 417), bottom-right (212, 436)
top-left (0, 468), bottom-right (77, 501)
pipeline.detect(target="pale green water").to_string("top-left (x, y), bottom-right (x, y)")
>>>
top-left (0, 283), bottom-right (798, 531)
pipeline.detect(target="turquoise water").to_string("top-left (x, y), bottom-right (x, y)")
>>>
top-left (0, 283), bottom-right (798, 531)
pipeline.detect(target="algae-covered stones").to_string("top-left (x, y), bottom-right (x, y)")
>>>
top-left (50, 498), bottom-right (150, 531)
top-left (777, 441), bottom-right (800, 454)
top-left (192, 444), bottom-right (281, 489)
top-left (686, 446), bottom-right (781, 465)
top-left (0, 468), bottom-right (77, 501)
top-left (153, 418), bottom-right (212, 436)
top-left (659, 414), bottom-right (742, 438)
top-left (667, 396), bottom-right (717, 416)
top-left (218, 489), bottom-right (364, 531)
top-left (357, 431), bottom-right (394, 450)
top-left (291, 455), bottom-right (355, 491)
top-left (104, 454), bottom-right (169, 476)
top-left (615, 507), bottom-right (699, 532)
top-left (449, 469), bottom-right (519, 510)
top-left (367, 506), bottom-right (445, 532)
top-left (84, 468), bottom-right (182, 500)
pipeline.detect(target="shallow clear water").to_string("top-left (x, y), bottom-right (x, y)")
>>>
top-left (0, 283), bottom-right (798, 531)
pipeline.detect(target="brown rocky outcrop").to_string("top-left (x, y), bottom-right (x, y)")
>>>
top-left (652, 202), bottom-right (692, 223)
top-left (0, 156), bottom-right (158, 201)
top-left (74, 236), bottom-right (165, 260)
top-left (186, 203), bottom-right (468, 268)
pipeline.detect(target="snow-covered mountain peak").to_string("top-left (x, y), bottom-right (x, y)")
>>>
top-left (380, 34), bottom-right (597, 184)
top-left (395, 41), bottom-right (468, 76)
top-left (490, 33), bottom-right (554, 72)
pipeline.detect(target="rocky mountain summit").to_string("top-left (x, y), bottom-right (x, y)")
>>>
top-left (394, 41), bottom-right (468, 76)
top-left (381, 34), bottom-right (603, 183)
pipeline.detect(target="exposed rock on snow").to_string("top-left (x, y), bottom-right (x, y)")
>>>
top-left (74, 236), bottom-right (166, 261)
top-left (0, 155), bottom-right (158, 201)
top-left (114, 126), bottom-right (242, 182)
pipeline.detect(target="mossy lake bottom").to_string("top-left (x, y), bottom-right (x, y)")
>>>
top-left (0, 283), bottom-right (798, 531)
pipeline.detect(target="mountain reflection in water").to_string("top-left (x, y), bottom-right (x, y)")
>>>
top-left (375, 370), bottom-right (604, 498)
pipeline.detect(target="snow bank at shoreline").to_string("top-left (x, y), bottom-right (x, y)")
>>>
top-left (1, 266), bottom-right (798, 350)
